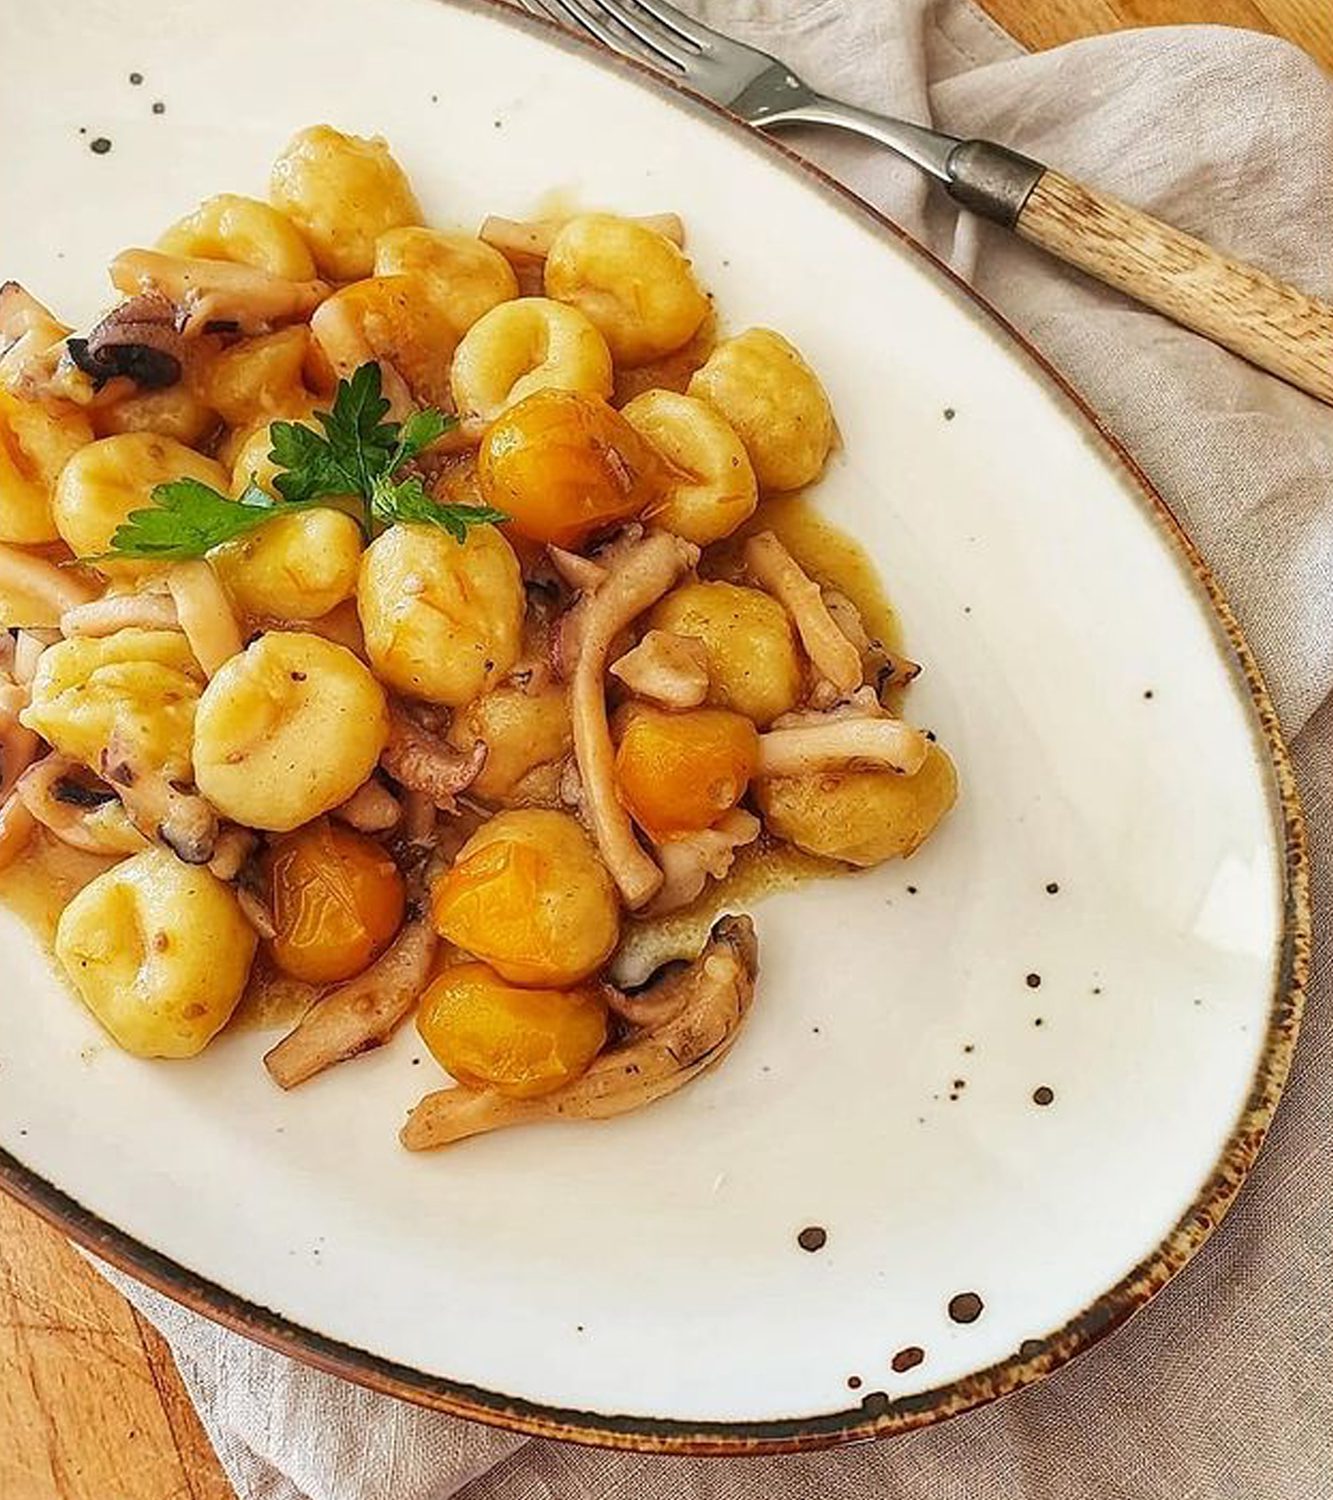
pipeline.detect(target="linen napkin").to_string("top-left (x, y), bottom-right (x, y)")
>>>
top-left (105, 3), bottom-right (1333, 1495)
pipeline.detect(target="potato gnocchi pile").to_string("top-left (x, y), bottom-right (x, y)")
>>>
top-left (0, 125), bottom-right (956, 1150)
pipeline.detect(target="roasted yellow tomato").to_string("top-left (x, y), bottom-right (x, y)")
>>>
top-left (193, 631), bottom-right (389, 831)
top-left (311, 274), bottom-right (456, 410)
top-left (688, 328), bottom-right (834, 491)
top-left (158, 193), bottom-right (317, 280)
top-left (0, 389), bottom-right (95, 544)
top-left (266, 818), bottom-right (405, 984)
top-left (756, 743), bottom-right (959, 867)
top-left (614, 703), bottom-right (757, 842)
top-left (374, 228), bottom-right (518, 334)
top-left (648, 581), bottom-right (803, 727)
top-left (54, 847), bottom-right (256, 1058)
top-left (623, 388), bottom-right (757, 545)
top-left (270, 125), bottom-right (421, 282)
top-left (53, 434), bottom-right (227, 575)
top-left (446, 683), bottom-right (572, 805)
top-left (357, 522), bottom-right (523, 705)
top-left (431, 808), bottom-right (619, 988)
top-left (212, 508), bottom-right (363, 621)
top-left (189, 327), bottom-right (311, 430)
top-left (478, 388), bottom-right (664, 548)
top-left (93, 386), bottom-right (218, 448)
top-left (417, 961), bottom-right (608, 1098)
top-left (450, 297), bottom-right (612, 425)
top-left (543, 213), bottom-right (709, 367)
top-left (21, 629), bottom-right (204, 778)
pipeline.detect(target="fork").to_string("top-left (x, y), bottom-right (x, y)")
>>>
top-left (513, 0), bottom-right (1333, 407)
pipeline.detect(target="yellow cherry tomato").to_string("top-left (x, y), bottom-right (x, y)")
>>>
top-left (477, 388), bottom-right (665, 548)
top-left (417, 961), bottom-right (608, 1098)
top-left (431, 808), bottom-right (619, 988)
top-left (266, 818), bottom-right (406, 984)
top-left (614, 703), bottom-right (757, 842)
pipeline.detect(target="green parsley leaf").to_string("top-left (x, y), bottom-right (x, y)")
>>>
top-left (370, 471), bottom-right (509, 543)
top-left (94, 363), bottom-right (503, 562)
top-left (98, 480), bottom-right (312, 560)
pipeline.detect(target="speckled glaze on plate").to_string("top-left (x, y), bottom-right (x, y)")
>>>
top-left (0, 0), bottom-right (1308, 1454)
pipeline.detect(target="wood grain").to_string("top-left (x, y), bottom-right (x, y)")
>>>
top-left (1016, 169), bottom-right (1333, 404)
top-left (983, 0), bottom-right (1333, 65)
top-left (0, 1195), bottom-right (232, 1500)
top-left (1, 6), bottom-right (1329, 1499)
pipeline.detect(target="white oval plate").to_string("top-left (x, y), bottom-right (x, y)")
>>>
top-left (0, 0), bottom-right (1307, 1453)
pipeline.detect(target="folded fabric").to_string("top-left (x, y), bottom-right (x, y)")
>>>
top-left (107, 3), bottom-right (1333, 1495)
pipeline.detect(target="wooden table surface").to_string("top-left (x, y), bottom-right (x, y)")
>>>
top-left (2, 3), bottom-right (1330, 1497)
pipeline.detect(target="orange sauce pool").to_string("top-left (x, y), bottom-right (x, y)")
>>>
top-left (0, 497), bottom-right (899, 1017)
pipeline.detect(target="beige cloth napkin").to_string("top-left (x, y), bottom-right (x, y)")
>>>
top-left (105, 3), bottom-right (1333, 1495)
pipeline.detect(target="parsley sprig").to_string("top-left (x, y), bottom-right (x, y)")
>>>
top-left (98, 364), bottom-right (507, 560)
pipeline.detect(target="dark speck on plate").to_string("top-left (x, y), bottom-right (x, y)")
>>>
top-left (962, 1043), bottom-right (974, 1054)
top-left (859, 1391), bottom-right (890, 1417)
top-left (1143, 688), bottom-right (1154, 699)
top-left (943, 407), bottom-right (956, 421)
top-left (90, 137), bottom-right (112, 155)
top-left (152, 101), bottom-right (166, 115)
top-left (129, 70), bottom-right (144, 84)
top-left (1033, 1017), bottom-right (1044, 1027)
top-left (797, 1225), bottom-right (827, 1253)
top-left (1026, 972), bottom-right (1042, 989)
top-left (947, 1291), bottom-right (984, 1324)
top-left (1045, 881), bottom-right (1060, 894)
top-left (846, 1374), bottom-right (862, 1390)
top-left (1033, 1085), bottom-right (1054, 1106)
top-left (891, 1345), bottom-right (925, 1373)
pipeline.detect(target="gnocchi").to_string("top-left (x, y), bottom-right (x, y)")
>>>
top-left (357, 522), bottom-right (524, 705)
top-left (755, 744), bottom-right (959, 867)
top-left (53, 433), bottom-right (228, 574)
top-left (374, 227), bottom-right (518, 334)
top-left (0, 389), bottom-right (95, 544)
top-left (3, 121), bottom-right (956, 1146)
top-left (648, 580), bottom-right (804, 727)
top-left (21, 629), bottom-right (204, 778)
top-left (446, 683), bottom-right (572, 805)
top-left (622, 388), bottom-right (757, 545)
top-left (189, 327), bottom-right (311, 429)
top-left (158, 193), bottom-right (317, 281)
top-left (311, 274), bottom-right (457, 411)
top-left (688, 328), bottom-right (834, 491)
top-left (193, 632), bottom-right (389, 831)
top-left (55, 847), bottom-right (256, 1058)
top-left (213, 508), bottom-right (363, 620)
top-left (270, 125), bottom-right (421, 281)
top-left (544, 213), bottom-right (709, 367)
top-left (450, 297), bottom-right (612, 425)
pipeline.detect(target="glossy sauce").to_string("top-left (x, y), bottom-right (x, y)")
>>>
top-left (0, 497), bottom-right (902, 1023)
top-left (616, 492), bottom-right (902, 982)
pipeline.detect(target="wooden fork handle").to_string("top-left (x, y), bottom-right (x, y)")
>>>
top-left (1013, 169), bottom-right (1333, 406)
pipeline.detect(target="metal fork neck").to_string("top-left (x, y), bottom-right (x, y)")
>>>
top-left (753, 90), bottom-right (1045, 227)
